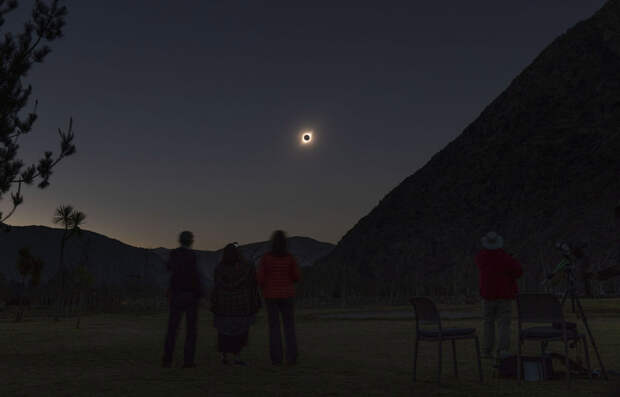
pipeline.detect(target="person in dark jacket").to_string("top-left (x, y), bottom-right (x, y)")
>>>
top-left (211, 243), bottom-right (261, 365)
top-left (475, 231), bottom-right (523, 360)
top-left (257, 230), bottom-right (301, 365)
top-left (162, 231), bottom-right (203, 368)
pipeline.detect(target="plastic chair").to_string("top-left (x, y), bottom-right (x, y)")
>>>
top-left (516, 293), bottom-right (591, 384)
top-left (410, 296), bottom-right (483, 383)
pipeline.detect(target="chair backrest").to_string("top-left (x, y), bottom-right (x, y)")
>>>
top-left (410, 296), bottom-right (441, 330)
top-left (517, 293), bottom-right (564, 324)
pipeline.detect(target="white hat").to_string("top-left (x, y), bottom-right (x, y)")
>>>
top-left (481, 231), bottom-right (504, 250)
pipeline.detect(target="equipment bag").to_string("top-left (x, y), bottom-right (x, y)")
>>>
top-left (497, 355), bottom-right (553, 380)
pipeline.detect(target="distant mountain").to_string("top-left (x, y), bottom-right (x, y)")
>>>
top-left (0, 226), bottom-right (334, 292)
top-left (0, 226), bottom-right (167, 290)
top-left (309, 0), bottom-right (620, 298)
top-left (153, 236), bottom-right (335, 288)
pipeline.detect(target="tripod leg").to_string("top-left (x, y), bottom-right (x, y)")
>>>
top-left (574, 296), bottom-right (608, 381)
top-left (560, 288), bottom-right (570, 306)
top-left (582, 335), bottom-right (592, 382)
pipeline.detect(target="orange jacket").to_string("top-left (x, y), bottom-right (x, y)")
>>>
top-left (257, 253), bottom-right (300, 299)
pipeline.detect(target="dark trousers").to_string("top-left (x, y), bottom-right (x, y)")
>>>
top-left (163, 298), bottom-right (198, 365)
top-left (266, 298), bottom-right (298, 364)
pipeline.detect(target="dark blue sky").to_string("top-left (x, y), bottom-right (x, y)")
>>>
top-left (7, 0), bottom-right (606, 250)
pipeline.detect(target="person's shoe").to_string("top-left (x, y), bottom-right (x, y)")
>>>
top-left (221, 357), bottom-right (230, 365)
top-left (182, 362), bottom-right (196, 368)
top-left (234, 360), bottom-right (248, 366)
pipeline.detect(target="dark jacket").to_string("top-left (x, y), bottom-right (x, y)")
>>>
top-left (167, 247), bottom-right (202, 299)
top-left (211, 261), bottom-right (261, 316)
top-left (475, 248), bottom-right (523, 300)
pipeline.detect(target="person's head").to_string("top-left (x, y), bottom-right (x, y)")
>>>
top-left (270, 230), bottom-right (288, 255)
top-left (481, 231), bottom-right (503, 250)
top-left (179, 231), bottom-right (194, 248)
top-left (221, 242), bottom-right (240, 266)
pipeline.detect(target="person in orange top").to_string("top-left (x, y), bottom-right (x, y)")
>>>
top-left (257, 230), bottom-right (301, 365)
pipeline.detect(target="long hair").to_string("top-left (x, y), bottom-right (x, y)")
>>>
top-left (270, 230), bottom-right (288, 256)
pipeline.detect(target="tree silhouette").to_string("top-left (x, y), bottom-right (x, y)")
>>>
top-left (71, 263), bottom-right (93, 329)
top-left (15, 246), bottom-right (44, 321)
top-left (0, 0), bottom-right (76, 230)
top-left (52, 204), bottom-right (85, 317)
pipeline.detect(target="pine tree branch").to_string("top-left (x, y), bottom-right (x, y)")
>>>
top-left (0, 180), bottom-right (22, 222)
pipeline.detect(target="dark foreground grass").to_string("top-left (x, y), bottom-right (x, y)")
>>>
top-left (1, 300), bottom-right (619, 397)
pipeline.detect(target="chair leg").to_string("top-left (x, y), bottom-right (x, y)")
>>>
top-left (452, 339), bottom-right (458, 378)
top-left (413, 338), bottom-right (419, 382)
top-left (517, 339), bottom-right (522, 383)
top-left (438, 341), bottom-right (443, 383)
top-left (582, 335), bottom-right (592, 382)
top-left (475, 336), bottom-right (483, 383)
top-left (564, 334), bottom-right (570, 385)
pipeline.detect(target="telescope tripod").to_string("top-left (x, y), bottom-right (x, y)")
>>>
top-left (554, 269), bottom-right (608, 380)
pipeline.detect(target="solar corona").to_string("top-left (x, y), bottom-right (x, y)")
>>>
top-left (301, 131), bottom-right (313, 145)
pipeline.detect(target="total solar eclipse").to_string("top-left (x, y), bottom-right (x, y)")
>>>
top-left (301, 131), bottom-right (313, 145)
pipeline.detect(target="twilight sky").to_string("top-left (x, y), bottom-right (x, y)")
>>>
top-left (5, 0), bottom-right (606, 250)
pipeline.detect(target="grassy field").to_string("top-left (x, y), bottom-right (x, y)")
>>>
top-left (1, 299), bottom-right (619, 397)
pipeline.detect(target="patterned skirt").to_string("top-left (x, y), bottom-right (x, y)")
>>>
top-left (214, 315), bottom-right (256, 353)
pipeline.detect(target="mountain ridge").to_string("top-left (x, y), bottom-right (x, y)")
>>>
top-left (0, 225), bottom-right (334, 292)
top-left (308, 0), bottom-right (620, 298)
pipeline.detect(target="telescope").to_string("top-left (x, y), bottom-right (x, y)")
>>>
top-left (541, 241), bottom-right (579, 286)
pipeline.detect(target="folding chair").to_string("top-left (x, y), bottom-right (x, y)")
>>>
top-left (516, 293), bottom-right (591, 384)
top-left (410, 297), bottom-right (483, 383)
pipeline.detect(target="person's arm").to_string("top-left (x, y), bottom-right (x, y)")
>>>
top-left (505, 253), bottom-right (523, 279)
top-left (249, 265), bottom-right (262, 311)
top-left (193, 253), bottom-right (204, 298)
top-left (290, 256), bottom-right (301, 282)
top-left (166, 249), bottom-right (175, 272)
top-left (256, 256), bottom-right (266, 287)
top-left (166, 250), bottom-right (176, 295)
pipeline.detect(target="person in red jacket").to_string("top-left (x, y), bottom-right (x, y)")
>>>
top-left (257, 230), bottom-right (301, 365)
top-left (475, 231), bottom-right (523, 360)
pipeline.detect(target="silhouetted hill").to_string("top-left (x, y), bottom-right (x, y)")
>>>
top-left (153, 236), bottom-right (334, 288)
top-left (309, 0), bottom-right (620, 298)
top-left (0, 226), bottom-right (334, 292)
top-left (0, 226), bottom-right (167, 290)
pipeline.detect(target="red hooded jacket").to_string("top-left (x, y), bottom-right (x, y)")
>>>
top-left (475, 248), bottom-right (523, 300)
